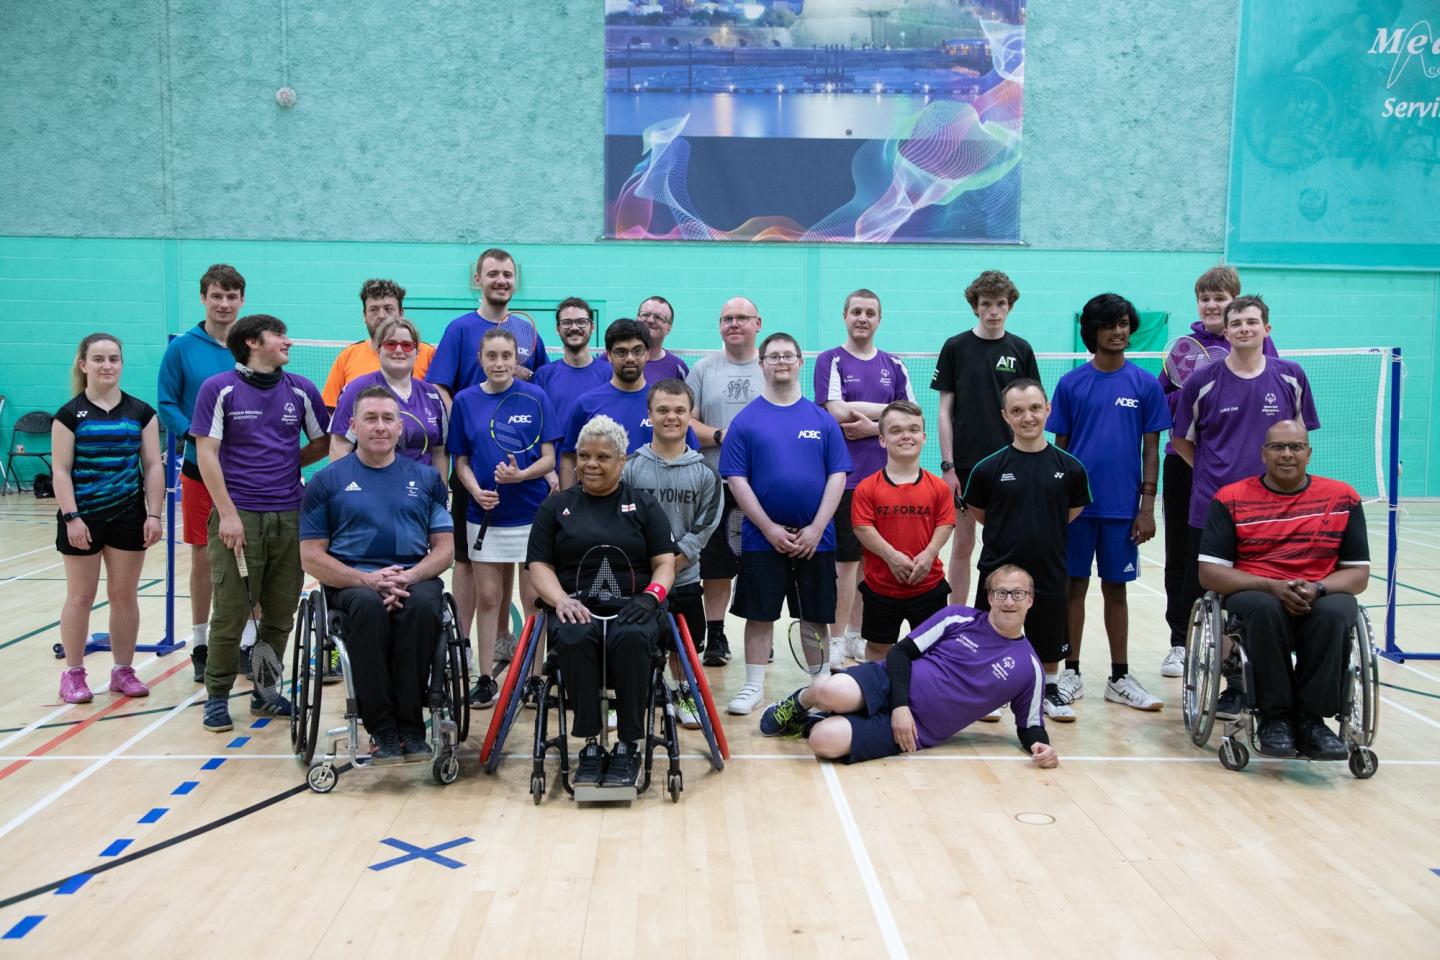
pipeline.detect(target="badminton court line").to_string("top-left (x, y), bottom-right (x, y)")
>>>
top-left (822, 763), bottom-right (910, 960)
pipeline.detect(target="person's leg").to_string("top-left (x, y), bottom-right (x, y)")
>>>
top-left (553, 620), bottom-right (603, 738)
top-left (804, 666), bottom-right (898, 761)
top-left (58, 542), bottom-right (102, 701)
top-left (1065, 576), bottom-right (1088, 680)
top-left (1161, 453), bottom-right (1192, 649)
top-left (493, 561), bottom-right (516, 660)
top-left (858, 582), bottom-right (904, 663)
top-left (1021, 593), bottom-right (1073, 722)
top-left (202, 509), bottom-right (260, 729)
top-left (607, 620), bottom-right (658, 745)
top-left (101, 545), bottom-right (148, 695)
top-left (1225, 590), bottom-right (1294, 717)
top-left (470, 561), bottom-right (505, 700)
top-left (946, 509), bottom-right (977, 604)
top-left (699, 489), bottom-right (740, 664)
top-left (448, 473), bottom-right (477, 652)
top-left (803, 670), bottom-right (865, 713)
top-left (1062, 515), bottom-right (1097, 695)
top-left (728, 550), bottom-right (788, 713)
top-left (832, 560), bottom-right (860, 664)
top-left (1292, 593), bottom-right (1357, 720)
top-left (807, 716), bottom-right (854, 759)
top-left (181, 474), bottom-right (215, 679)
top-left (327, 586), bottom-right (397, 734)
top-left (247, 511), bottom-right (303, 710)
top-left (1101, 580), bottom-right (1129, 670)
top-left (796, 550), bottom-right (838, 662)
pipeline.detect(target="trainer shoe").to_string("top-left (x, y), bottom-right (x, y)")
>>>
top-left (828, 638), bottom-right (846, 672)
top-left (399, 723), bottom-right (431, 762)
top-left (250, 692), bottom-right (293, 717)
top-left (1256, 716), bottom-right (1297, 758)
top-left (1160, 646), bottom-right (1185, 678)
top-left (602, 741), bottom-right (642, 787)
top-left (1215, 683), bottom-right (1245, 720)
top-left (574, 739), bottom-right (606, 785)
top-left (203, 697), bottom-right (233, 732)
top-left (979, 707), bottom-right (1004, 723)
top-left (191, 645), bottom-right (207, 683)
top-left (108, 665), bottom-right (149, 698)
top-left (675, 684), bottom-right (702, 730)
top-left (702, 633), bottom-right (731, 667)
top-left (1043, 684), bottom-right (1076, 723)
top-left (1104, 674), bottom-right (1163, 711)
top-left (371, 728), bottom-right (405, 766)
top-left (759, 688), bottom-right (807, 738)
top-left (727, 683), bottom-right (765, 715)
top-left (1057, 668), bottom-right (1084, 702)
top-left (238, 645), bottom-right (254, 681)
top-left (1298, 715), bottom-right (1348, 761)
top-left (844, 630), bottom-right (866, 661)
top-left (59, 667), bottom-right (93, 704)
top-left (468, 674), bottom-right (498, 708)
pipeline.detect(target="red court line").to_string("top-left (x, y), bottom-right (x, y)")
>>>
top-left (0, 659), bottom-right (192, 782)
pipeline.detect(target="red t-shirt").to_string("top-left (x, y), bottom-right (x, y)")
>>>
top-left (851, 468), bottom-right (956, 598)
top-left (1199, 474), bottom-right (1369, 583)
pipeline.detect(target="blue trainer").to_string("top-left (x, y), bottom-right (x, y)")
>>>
top-left (203, 697), bottom-right (234, 732)
top-left (759, 688), bottom-right (808, 738)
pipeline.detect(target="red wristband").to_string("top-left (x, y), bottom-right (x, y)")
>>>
top-left (643, 583), bottom-right (667, 604)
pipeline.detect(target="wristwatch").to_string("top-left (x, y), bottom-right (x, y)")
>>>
top-left (1315, 582), bottom-right (1328, 599)
top-left (712, 428), bottom-right (723, 445)
top-left (939, 460), bottom-right (955, 472)
top-left (62, 511), bottom-right (82, 522)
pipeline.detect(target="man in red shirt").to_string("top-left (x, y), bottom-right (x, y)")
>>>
top-left (1197, 420), bottom-right (1369, 760)
top-left (850, 401), bottom-right (956, 662)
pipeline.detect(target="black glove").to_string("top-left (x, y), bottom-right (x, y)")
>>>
top-left (617, 592), bottom-right (659, 625)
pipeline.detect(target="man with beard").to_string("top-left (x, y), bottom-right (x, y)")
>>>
top-left (320, 278), bottom-right (437, 410)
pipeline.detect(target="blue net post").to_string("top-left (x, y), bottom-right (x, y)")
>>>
top-left (1380, 348), bottom-right (1434, 661)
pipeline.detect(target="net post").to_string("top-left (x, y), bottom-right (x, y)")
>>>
top-left (134, 431), bottom-right (187, 655)
top-left (1379, 348), bottom-right (1433, 661)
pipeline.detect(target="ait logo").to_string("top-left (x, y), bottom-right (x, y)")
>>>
top-left (995, 356), bottom-right (1017, 372)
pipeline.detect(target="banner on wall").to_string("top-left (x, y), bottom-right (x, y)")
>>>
top-left (603, 1), bottom-right (1026, 244)
top-left (1226, 1), bottom-right (1440, 269)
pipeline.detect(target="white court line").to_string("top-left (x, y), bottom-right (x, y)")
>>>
top-left (0, 753), bottom-right (298, 762)
top-left (0, 687), bottom-right (205, 844)
top-left (1381, 696), bottom-right (1440, 732)
top-left (0, 559), bottom-right (65, 587)
top-left (1387, 659), bottom-right (1440, 686)
top-left (0, 652), bottom-right (165, 751)
top-left (0, 545), bottom-right (50, 565)
top-left (821, 763), bottom-right (909, 960)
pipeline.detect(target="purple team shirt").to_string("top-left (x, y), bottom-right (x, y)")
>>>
top-left (190, 369), bottom-right (329, 512)
top-left (1173, 357), bottom-right (1320, 528)
top-left (1160, 321), bottom-right (1279, 456)
top-left (813, 346), bottom-right (914, 489)
top-left (330, 371), bottom-right (448, 466)
top-left (644, 351), bottom-right (690, 383)
top-left (904, 606), bottom-right (1046, 749)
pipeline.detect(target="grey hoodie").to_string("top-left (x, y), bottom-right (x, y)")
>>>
top-left (623, 444), bottom-right (722, 589)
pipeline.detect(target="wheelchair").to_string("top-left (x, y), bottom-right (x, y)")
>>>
top-left (1182, 590), bottom-right (1379, 778)
top-left (479, 609), bottom-right (727, 804)
top-left (289, 587), bottom-right (471, 793)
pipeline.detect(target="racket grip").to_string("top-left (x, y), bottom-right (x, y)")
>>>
top-left (234, 547), bottom-right (249, 579)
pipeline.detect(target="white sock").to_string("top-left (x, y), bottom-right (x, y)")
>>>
top-left (745, 663), bottom-right (766, 689)
top-left (192, 623), bottom-right (208, 647)
top-left (240, 619), bottom-right (257, 650)
top-left (1045, 672), bottom-right (1058, 687)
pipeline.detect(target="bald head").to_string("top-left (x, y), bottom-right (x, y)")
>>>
top-left (1265, 420), bottom-right (1309, 445)
top-left (1261, 419), bottom-right (1312, 491)
top-left (718, 296), bottom-right (762, 353)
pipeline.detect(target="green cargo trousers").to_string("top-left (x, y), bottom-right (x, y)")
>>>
top-left (205, 509), bottom-right (303, 699)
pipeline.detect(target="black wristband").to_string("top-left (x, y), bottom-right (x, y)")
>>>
top-left (62, 511), bottom-right (82, 522)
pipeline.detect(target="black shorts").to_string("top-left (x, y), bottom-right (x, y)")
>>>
top-left (838, 661), bottom-right (903, 764)
top-left (56, 500), bottom-right (146, 556)
top-left (731, 549), bottom-right (838, 624)
top-left (833, 489), bottom-right (862, 563)
top-left (974, 574), bottom-right (1069, 664)
top-left (449, 472), bottom-right (472, 564)
top-left (859, 580), bottom-right (951, 646)
top-left (668, 581), bottom-right (705, 650)
top-left (699, 485), bottom-right (741, 580)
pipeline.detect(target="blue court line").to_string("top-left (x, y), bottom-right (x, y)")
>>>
top-left (2, 916), bottom-right (43, 939)
top-left (138, 808), bottom-right (167, 824)
top-left (54, 875), bottom-right (91, 895)
top-left (99, 839), bottom-right (133, 858)
top-left (369, 836), bottom-right (473, 872)
top-left (201, 757), bottom-right (225, 770)
top-left (172, 781), bottom-right (199, 795)
top-left (1432, 868), bottom-right (1440, 878)
top-left (250, 718), bottom-right (271, 728)
top-left (227, 736), bottom-right (250, 749)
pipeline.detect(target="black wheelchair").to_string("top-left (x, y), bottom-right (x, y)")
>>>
top-left (1182, 590), bottom-right (1379, 778)
top-left (289, 587), bottom-right (471, 793)
top-left (480, 610), bottom-right (726, 804)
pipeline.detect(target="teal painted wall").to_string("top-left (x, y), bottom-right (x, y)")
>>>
top-left (0, 2), bottom-right (1436, 493)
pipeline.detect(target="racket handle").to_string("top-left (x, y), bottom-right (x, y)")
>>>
top-left (233, 547), bottom-right (249, 579)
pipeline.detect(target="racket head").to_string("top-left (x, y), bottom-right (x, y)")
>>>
top-left (789, 619), bottom-right (827, 677)
top-left (489, 391), bottom-right (544, 456)
top-left (250, 640), bottom-right (284, 702)
top-left (573, 544), bottom-right (640, 614)
top-left (1163, 335), bottom-right (1220, 388)
top-left (726, 505), bottom-right (744, 557)
top-left (500, 311), bottom-right (540, 369)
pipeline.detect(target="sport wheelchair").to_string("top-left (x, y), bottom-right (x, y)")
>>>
top-left (289, 587), bottom-right (471, 793)
top-left (1182, 590), bottom-right (1378, 778)
top-left (479, 610), bottom-right (727, 804)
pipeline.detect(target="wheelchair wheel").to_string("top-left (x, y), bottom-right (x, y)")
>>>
top-left (1339, 607), bottom-right (1379, 749)
top-left (307, 761), bottom-right (338, 793)
top-left (1348, 746), bottom-right (1378, 779)
top-left (291, 593), bottom-right (324, 764)
top-left (444, 594), bottom-right (472, 742)
top-left (668, 771), bottom-right (682, 804)
top-left (289, 594), bottom-right (310, 756)
top-left (1183, 595), bottom-right (1224, 747)
top-left (1218, 738), bottom-right (1249, 772)
top-left (433, 754), bottom-right (460, 786)
top-left (530, 774), bottom-right (546, 805)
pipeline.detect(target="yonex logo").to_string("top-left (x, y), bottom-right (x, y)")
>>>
top-left (507, 414), bottom-right (533, 425)
top-left (344, 481), bottom-right (362, 492)
top-left (1054, 472), bottom-right (1064, 479)
top-left (1114, 397), bottom-right (1139, 408)
top-left (797, 430), bottom-right (822, 439)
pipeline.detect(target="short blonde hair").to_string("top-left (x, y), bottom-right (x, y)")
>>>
top-left (576, 414), bottom-right (629, 456)
top-left (371, 316), bottom-right (422, 351)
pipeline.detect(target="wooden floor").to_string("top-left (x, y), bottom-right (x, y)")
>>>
top-left (0, 495), bottom-right (1438, 958)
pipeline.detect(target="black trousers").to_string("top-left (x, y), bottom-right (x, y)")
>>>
top-left (553, 616), bottom-right (658, 743)
top-left (1162, 453), bottom-right (1194, 647)
top-left (327, 578), bottom-right (443, 734)
top-left (1227, 590), bottom-right (1354, 718)
top-left (1178, 524), bottom-right (1206, 649)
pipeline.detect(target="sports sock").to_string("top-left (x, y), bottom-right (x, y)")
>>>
top-left (1110, 662), bottom-right (1129, 683)
top-left (797, 686), bottom-right (814, 709)
top-left (192, 623), bottom-right (208, 647)
top-left (745, 663), bottom-right (766, 688)
top-left (1065, 659), bottom-right (1080, 674)
top-left (240, 619), bottom-right (257, 650)
top-left (706, 619), bottom-right (724, 639)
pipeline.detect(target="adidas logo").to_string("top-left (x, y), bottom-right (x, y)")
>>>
top-left (1123, 562), bottom-right (1135, 573)
top-left (344, 481), bottom-right (362, 492)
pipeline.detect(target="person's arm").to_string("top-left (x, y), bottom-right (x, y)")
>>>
top-left (1196, 498), bottom-right (1311, 614)
top-left (905, 523), bottom-right (954, 585)
top-left (529, 561), bottom-right (590, 624)
top-left (328, 434), bottom-right (354, 461)
top-left (559, 452), bottom-right (577, 489)
top-left (689, 417), bottom-right (722, 447)
top-left (195, 435), bottom-right (244, 550)
top-left (155, 346), bottom-right (192, 443)
top-left (1131, 432), bottom-right (1160, 544)
top-left (492, 441), bottom-right (556, 485)
top-left (884, 638), bottom-right (923, 752)
top-left (454, 455), bottom-right (496, 510)
top-left (1171, 436), bottom-right (1195, 467)
top-left (378, 532), bottom-right (457, 609)
top-left (675, 471), bottom-right (723, 571)
top-left (300, 539), bottom-right (395, 591)
top-left (794, 472), bottom-right (846, 559)
top-left (1067, 506), bottom-right (1085, 522)
top-left (50, 418), bottom-right (91, 551)
top-left (725, 475), bottom-right (795, 555)
top-left (300, 435), bottom-right (329, 467)
top-left (1012, 658), bottom-right (1055, 766)
top-left (969, 506), bottom-right (986, 525)
top-left (852, 524), bottom-right (915, 584)
top-left (430, 444), bottom-right (449, 485)
top-left (937, 389), bottom-right (960, 499)
top-left (139, 417), bottom-right (164, 548)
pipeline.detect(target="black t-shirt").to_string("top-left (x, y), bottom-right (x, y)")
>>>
top-left (54, 391), bottom-right (155, 520)
top-left (929, 330), bottom-right (1040, 470)
top-left (963, 443), bottom-right (1091, 597)
top-left (527, 480), bottom-right (674, 610)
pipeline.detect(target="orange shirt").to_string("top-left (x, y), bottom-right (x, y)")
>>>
top-left (321, 341), bottom-right (436, 407)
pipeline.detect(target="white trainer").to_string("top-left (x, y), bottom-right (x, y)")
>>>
top-left (1160, 646), bottom-right (1185, 678)
top-left (979, 707), bottom-right (1004, 723)
top-left (727, 683), bottom-right (765, 715)
top-left (828, 637), bottom-right (846, 672)
top-left (1056, 668), bottom-right (1084, 702)
top-left (1104, 674), bottom-right (1164, 711)
top-left (1043, 687), bottom-right (1076, 722)
top-left (844, 630), bottom-right (866, 661)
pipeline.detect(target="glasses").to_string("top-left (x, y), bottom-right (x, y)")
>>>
top-left (1264, 442), bottom-right (1309, 453)
top-left (638, 311), bottom-right (672, 323)
top-left (609, 346), bottom-right (649, 360)
top-left (988, 588), bottom-right (1031, 601)
top-left (720, 314), bottom-right (757, 326)
top-left (557, 319), bottom-right (592, 330)
top-left (761, 353), bottom-right (799, 365)
top-left (380, 340), bottom-right (417, 354)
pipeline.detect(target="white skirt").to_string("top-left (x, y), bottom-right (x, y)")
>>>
top-left (467, 522), bottom-right (531, 563)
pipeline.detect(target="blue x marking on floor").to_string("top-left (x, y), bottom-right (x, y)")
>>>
top-left (368, 836), bottom-right (474, 872)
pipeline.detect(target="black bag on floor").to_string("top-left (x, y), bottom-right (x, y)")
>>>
top-left (33, 473), bottom-right (54, 498)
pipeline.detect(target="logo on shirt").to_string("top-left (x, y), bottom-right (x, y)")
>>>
top-left (76, 410), bottom-right (88, 419)
top-left (285, 402), bottom-right (296, 415)
top-left (1114, 397), bottom-right (1139, 408)
top-left (406, 480), bottom-right (418, 498)
top-left (996, 356), bottom-right (1017, 372)
top-left (991, 656), bottom-right (1016, 680)
top-left (1054, 472), bottom-right (1065, 479)
top-left (1123, 561), bottom-right (1135, 572)
top-left (561, 507), bottom-right (571, 517)
top-left (344, 481), bottom-right (362, 492)
top-left (1000, 472), bottom-right (1016, 482)
top-left (640, 418), bottom-right (653, 428)
top-left (621, 502), bottom-right (636, 513)
top-left (507, 414), bottom-right (534, 425)
top-left (953, 634), bottom-right (979, 652)
top-left (797, 430), bottom-right (822, 440)
top-left (726, 379), bottom-right (754, 403)
top-left (1261, 392), bottom-right (1281, 416)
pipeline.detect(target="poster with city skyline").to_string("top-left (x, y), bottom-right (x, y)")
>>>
top-left (604, 0), bottom-right (1026, 244)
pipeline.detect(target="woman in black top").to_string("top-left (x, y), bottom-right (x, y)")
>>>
top-left (527, 414), bottom-right (675, 788)
top-left (52, 333), bottom-right (164, 704)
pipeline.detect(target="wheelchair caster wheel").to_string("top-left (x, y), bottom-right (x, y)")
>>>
top-left (433, 755), bottom-right (460, 785)
top-left (307, 763), bottom-right (337, 793)
top-left (1348, 746), bottom-right (1378, 779)
top-left (1218, 739), bottom-right (1249, 771)
top-left (668, 772), bottom-right (682, 804)
top-left (530, 774), bottom-right (545, 805)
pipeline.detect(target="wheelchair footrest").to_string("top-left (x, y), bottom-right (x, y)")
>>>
top-left (573, 783), bottom-right (638, 803)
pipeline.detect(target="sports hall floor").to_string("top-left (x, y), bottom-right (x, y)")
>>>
top-left (0, 496), bottom-right (1437, 959)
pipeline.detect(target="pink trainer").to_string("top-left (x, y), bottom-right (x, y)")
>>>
top-left (109, 665), bottom-right (150, 698)
top-left (59, 667), bottom-right (93, 704)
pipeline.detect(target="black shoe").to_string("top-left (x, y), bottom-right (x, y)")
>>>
top-left (1216, 684), bottom-right (1244, 720)
top-left (574, 740), bottom-right (606, 786)
top-left (1298, 715), bottom-right (1347, 761)
top-left (1256, 716), bottom-right (1298, 758)
top-left (191, 645), bottom-right (207, 683)
top-left (702, 634), bottom-right (731, 667)
top-left (468, 674), bottom-right (498, 708)
top-left (238, 645), bottom-right (254, 681)
top-left (400, 723), bottom-right (431, 762)
top-left (602, 741), bottom-right (641, 787)
top-left (371, 728), bottom-right (405, 766)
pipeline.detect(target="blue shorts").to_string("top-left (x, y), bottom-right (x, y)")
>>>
top-left (1065, 516), bottom-right (1139, 582)
top-left (838, 661), bottom-right (903, 764)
